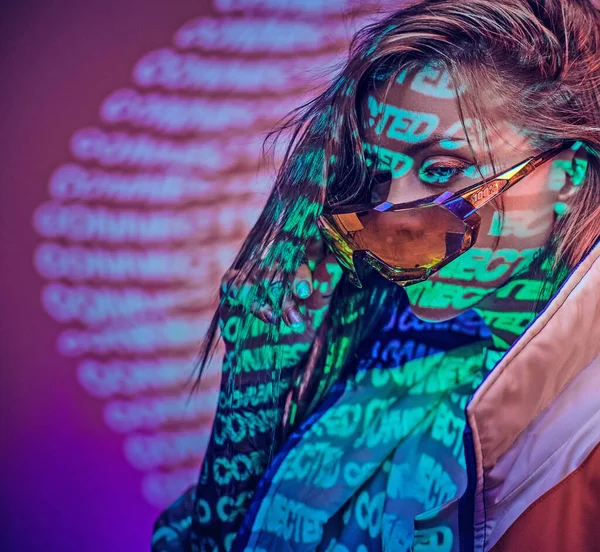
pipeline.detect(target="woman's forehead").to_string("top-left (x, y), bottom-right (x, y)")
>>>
top-left (361, 65), bottom-right (464, 141)
top-left (359, 64), bottom-right (527, 156)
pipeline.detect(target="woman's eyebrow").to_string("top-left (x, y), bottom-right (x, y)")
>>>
top-left (363, 132), bottom-right (472, 163)
top-left (401, 132), bottom-right (470, 157)
top-left (362, 128), bottom-right (479, 170)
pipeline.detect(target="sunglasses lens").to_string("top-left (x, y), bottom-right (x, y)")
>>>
top-left (327, 204), bottom-right (469, 270)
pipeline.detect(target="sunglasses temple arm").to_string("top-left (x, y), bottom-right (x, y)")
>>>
top-left (460, 144), bottom-right (569, 212)
top-left (460, 163), bottom-right (533, 211)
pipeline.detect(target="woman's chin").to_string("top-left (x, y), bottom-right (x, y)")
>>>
top-left (407, 302), bottom-right (466, 323)
top-left (402, 273), bottom-right (488, 322)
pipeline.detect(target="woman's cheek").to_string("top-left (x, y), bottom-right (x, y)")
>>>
top-left (480, 197), bottom-right (556, 253)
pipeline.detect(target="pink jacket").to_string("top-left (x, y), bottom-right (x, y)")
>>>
top-left (466, 241), bottom-right (600, 551)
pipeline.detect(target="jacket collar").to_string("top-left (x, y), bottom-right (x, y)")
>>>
top-left (467, 240), bottom-right (600, 471)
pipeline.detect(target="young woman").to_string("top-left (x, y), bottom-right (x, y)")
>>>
top-left (152, 0), bottom-right (600, 550)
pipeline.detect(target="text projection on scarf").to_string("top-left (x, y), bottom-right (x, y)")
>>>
top-left (31, 0), bottom-right (382, 509)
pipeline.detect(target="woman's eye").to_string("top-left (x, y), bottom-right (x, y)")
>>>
top-left (419, 160), bottom-right (471, 184)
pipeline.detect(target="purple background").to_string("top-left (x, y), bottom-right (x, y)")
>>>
top-left (0, 1), bottom-right (382, 551)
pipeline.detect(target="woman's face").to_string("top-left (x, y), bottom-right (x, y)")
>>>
top-left (360, 64), bottom-right (577, 322)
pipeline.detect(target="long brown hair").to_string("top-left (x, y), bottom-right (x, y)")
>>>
top-left (193, 0), bottom-right (600, 442)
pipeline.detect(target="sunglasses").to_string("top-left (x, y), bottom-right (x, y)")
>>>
top-left (317, 141), bottom-right (574, 288)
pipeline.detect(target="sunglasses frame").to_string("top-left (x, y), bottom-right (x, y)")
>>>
top-left (317, 140), bottom-right (575, 288)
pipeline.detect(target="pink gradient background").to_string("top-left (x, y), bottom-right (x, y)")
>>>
top-left (0, 1), bottom-right (381, 550)
top-left (1, 2), bottom-right (220, 551)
